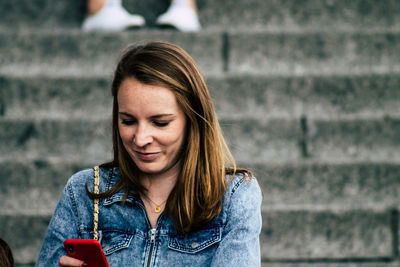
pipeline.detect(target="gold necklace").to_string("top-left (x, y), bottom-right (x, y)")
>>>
top-left (145, 195), bottom-right (167, 213)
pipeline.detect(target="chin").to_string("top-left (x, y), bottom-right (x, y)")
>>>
top-left (135, 163), bottom-right (164, 174)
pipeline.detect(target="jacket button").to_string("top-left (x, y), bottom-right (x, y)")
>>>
top-left (191, 242), bottom-right (199, 248)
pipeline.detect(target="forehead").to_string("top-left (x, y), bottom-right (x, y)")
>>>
top-left (117, 78), bottom-right (180, 113)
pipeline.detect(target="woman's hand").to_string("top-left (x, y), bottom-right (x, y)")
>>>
top-left (59, 256), bottom-right (86, 266)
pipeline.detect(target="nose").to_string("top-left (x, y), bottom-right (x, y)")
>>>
top-left (133, 123), bottom-right (153, 147)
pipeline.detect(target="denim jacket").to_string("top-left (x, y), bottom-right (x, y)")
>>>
top-left (37, 166), bottom-right (262, 266)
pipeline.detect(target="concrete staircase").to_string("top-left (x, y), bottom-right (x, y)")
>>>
top-left (1, 0), bottom-right (400, 266)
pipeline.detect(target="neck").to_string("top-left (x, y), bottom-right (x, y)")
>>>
top-left (141, 163), bottom-right (180, 202)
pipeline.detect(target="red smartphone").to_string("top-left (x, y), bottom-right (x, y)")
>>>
top-left (64, 239), bottom-right (109, 267)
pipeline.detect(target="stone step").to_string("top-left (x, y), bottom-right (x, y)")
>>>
top-left (2, 160), bottom-right (400, 214)
top-left (1, 0), bottom-right (399, 31)
top-left (0, 214), bottom-right (50, 265)
top-left (2, 116), bottom-right (400, 162)
top-left (0, 30), bottom-right (223, 77)
top-left (0, 117), bottom-right (302, 163)
top-left (252, 161), bottom-right (400, 208)
top-left (210, 73), bottom-right (400, 119)
top-left (1, 207), bottom-right (396, 264)
top-left (0, 118), bottom-right (113, 163)
top-left (0, 160), bottom-right (83, 213)
top-left (0, 75), bottom-right (113, 119)
top-left (0, 0), bottom-right (166, 31)
top-left (229, 30), bottom-right (400, 74)
top-left (201, 0), bottom-right (400, 31)
top-left (259, 207), bottom-right (396, 260)
top-left (2, 73), bottom-right (400, 119)
top-left (1, 30), bottom-right (400, 77)
top-left (307, 117), bottom-right (400, 161)
top-left (4, 72), bottom-right (400, 118)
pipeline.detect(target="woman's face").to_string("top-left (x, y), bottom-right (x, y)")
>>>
top-left (117, 78), bottom-right (187, 177)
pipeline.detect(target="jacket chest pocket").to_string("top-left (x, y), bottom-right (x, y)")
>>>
top-left (168, 225), bottom-right (222, 254)
top-left (99, 230), bottom-right (134, 255)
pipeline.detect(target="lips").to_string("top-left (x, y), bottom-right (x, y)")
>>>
top-left (134, 151), bottom-right (160, 161)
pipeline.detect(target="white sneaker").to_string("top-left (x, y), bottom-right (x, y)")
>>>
top-left (156, 2), bottom-right (201, 32)
top-left (82, 0), bottom-right (145, 31)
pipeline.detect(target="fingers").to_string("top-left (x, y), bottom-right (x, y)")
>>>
top-left (59, 256), bottom-right (86, 267)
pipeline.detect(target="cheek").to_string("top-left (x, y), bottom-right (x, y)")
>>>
top-left (158, 133), bottom-right (181, 148)
top-left (118, 124), bottom-right (132, 144)
top-left (164, 124), bottom-right (186, 150)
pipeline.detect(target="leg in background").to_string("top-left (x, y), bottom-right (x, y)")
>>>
top-left (82, 0), bottom-right (145, 31)
top-left (156, 0), bottom-right (201, 32)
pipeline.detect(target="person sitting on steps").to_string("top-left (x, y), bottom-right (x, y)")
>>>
top-left (82, 0), bottom-right (201, 32)
top-left (0, 238), bottom-right (14, 267)
top-left (36, 41), bottom-right (262, 267)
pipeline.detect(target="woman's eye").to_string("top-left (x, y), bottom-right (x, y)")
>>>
top-left (121, 120), bottom-right (136, 125)
top-left (153, 121), bottom-right (169, 127)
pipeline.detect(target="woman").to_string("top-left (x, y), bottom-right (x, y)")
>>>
top-left (37, 41), bottom-right (262, 266)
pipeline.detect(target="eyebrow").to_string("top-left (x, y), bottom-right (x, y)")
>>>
top-left (118, 112), bottom-right (175, 119)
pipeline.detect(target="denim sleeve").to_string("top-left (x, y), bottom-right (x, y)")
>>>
top-left (210, 176), bottom-right (262, 267)
top-left (36, 179), bottom-right (81, 266)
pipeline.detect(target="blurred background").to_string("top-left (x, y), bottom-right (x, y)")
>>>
top-left (1, 0), bottom-right (400, 266)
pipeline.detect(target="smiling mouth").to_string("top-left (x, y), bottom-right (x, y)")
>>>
top-left (134, 151), bottom-right (160, 161)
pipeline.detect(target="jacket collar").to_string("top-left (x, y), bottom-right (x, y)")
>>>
top-left (102, 167), bottom-right (142, 206)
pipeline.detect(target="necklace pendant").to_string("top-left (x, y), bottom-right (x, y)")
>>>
top-left (154, 206), bottom-right (161, 213)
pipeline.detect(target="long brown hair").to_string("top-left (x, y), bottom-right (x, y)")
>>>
top-left (90, 41), bottom-right (252, 233)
